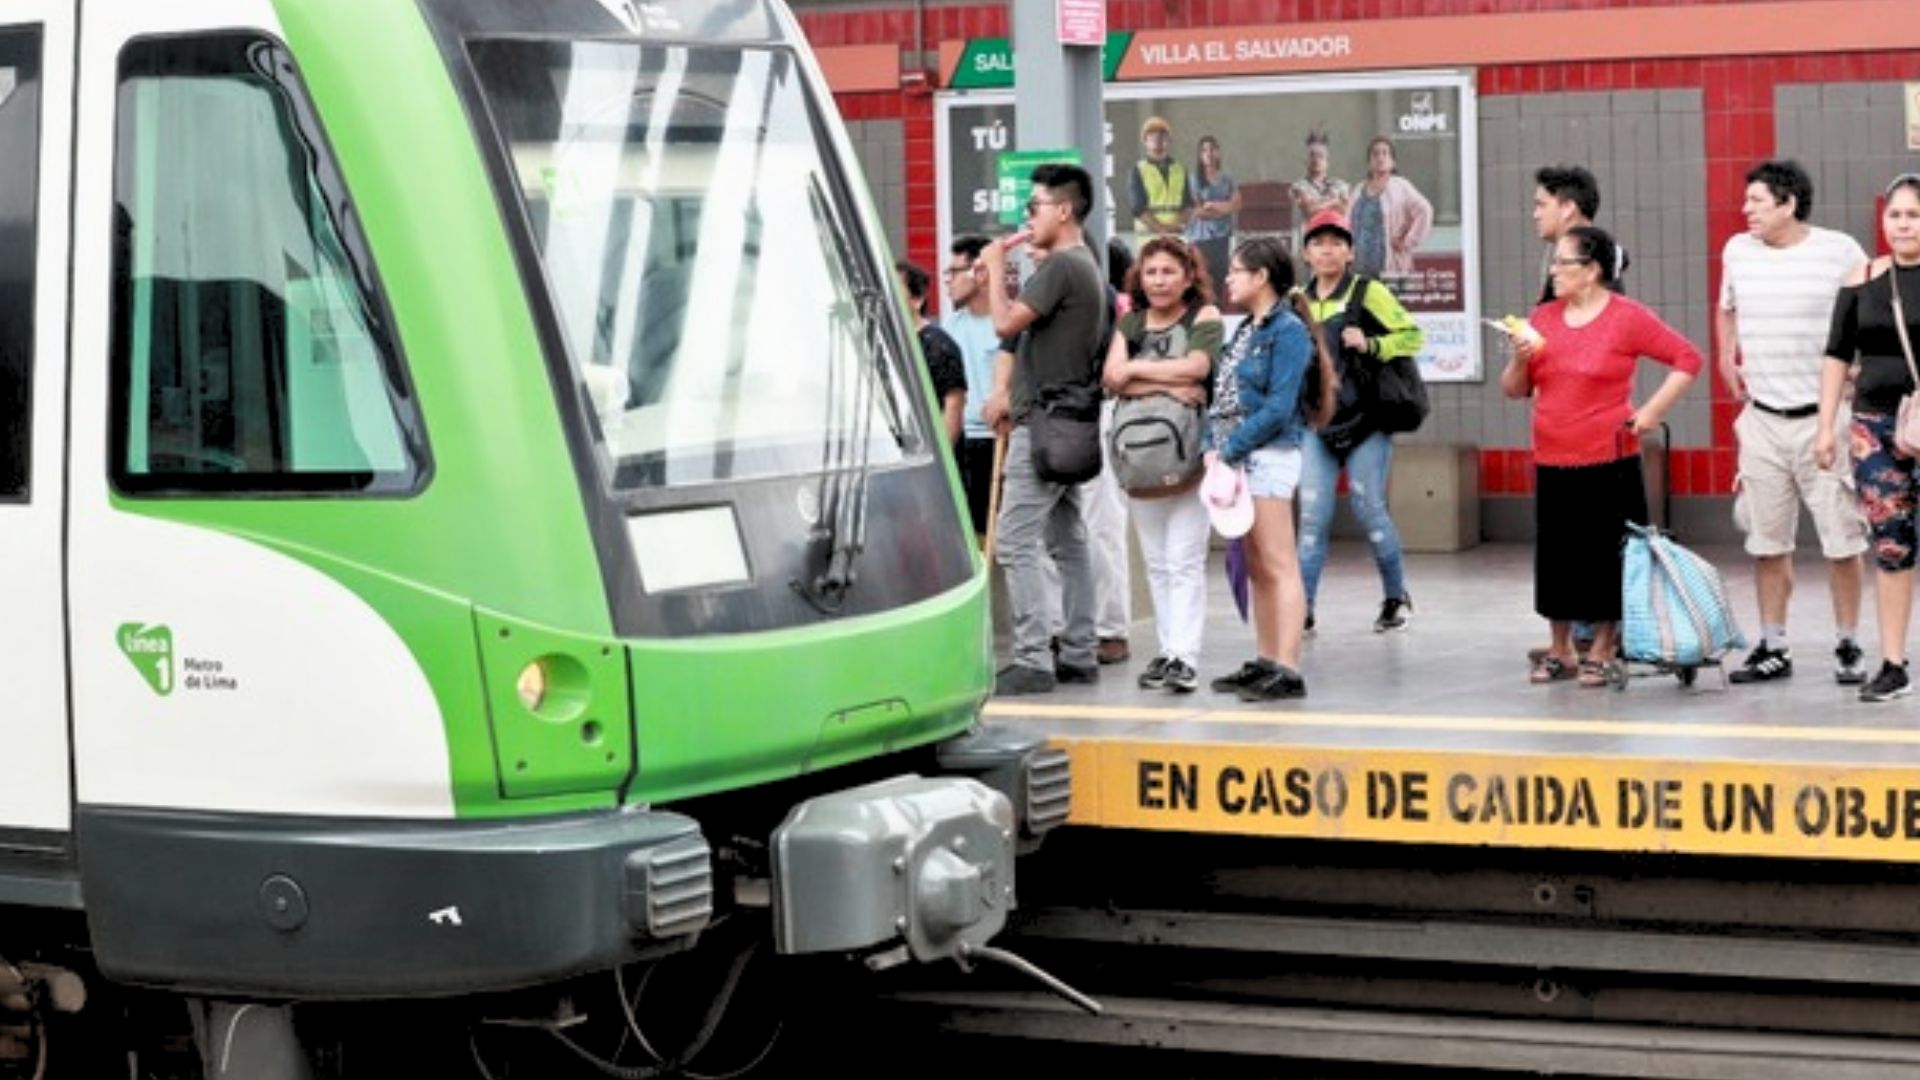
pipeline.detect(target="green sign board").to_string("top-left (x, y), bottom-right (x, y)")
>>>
top-left (995, 148), bottom-right (1083, 226)
top-left (948, 33), bottom-right (1133, 91)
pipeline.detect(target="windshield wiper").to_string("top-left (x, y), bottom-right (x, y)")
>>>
top-left (793, 175), bottom-right (900, 614)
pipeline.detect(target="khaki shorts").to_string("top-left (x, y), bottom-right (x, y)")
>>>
top-left (1731, 404), bottom-right (1868, 559)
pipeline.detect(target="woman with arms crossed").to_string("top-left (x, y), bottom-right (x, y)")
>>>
top-left (1104, 238), bottom-right (1223, 693)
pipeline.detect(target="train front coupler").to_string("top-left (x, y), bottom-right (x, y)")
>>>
top-left (768, 773), bottom-right (1099, 1014)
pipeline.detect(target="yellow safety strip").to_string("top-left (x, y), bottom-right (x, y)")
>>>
top-left (1055, 738), bottom-right (1920, 862)
top-left (987, 701), bottom-right (1920, 861)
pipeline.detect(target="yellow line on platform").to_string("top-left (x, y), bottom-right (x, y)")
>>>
top-left (982, 702), bottom-right (1920, 747)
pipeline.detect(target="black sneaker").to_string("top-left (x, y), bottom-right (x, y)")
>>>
top-left (1374, 594), bottom-right (1413, 633)
top-left (1137, 655), bottom-right (1171, 690)
top-left (1729, 643), bottom-right (1792, 684)
top-left (1860, 660), bottom-right (1911, 702)
top-left (1210, 660), bottom-right (1270, 693)
top-left (1835, 639), bottom-right (1869, 685)
top-left (1304, 610), bottom-right (1316, 633)
top-left (995, 664), bottom-right (1055, 696)
top-left (1163, 658), bottom-right (1199, 693)
top-left (1238, 664), bottom-right (1308, 702)
top-left (1054, 661), bottom-right (1099, 685)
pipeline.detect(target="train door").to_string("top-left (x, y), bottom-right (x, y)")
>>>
top-left (66, 0), bottom-right (455, 820)
top-left (0, 3), bottom-right (74, 851)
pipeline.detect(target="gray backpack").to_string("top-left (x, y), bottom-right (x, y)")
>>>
top-left (1108, 307), bottom-right (1208, 496)
top-left (1109, 393), bottom-right (1205, 496)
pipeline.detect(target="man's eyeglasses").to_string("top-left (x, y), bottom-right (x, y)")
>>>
top-left (1026, 196), bottom-right (1062, 217)
top-left (941, 265), bottom-right (977, 279)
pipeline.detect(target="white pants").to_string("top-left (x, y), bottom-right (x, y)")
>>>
top-left (1129, 491), bottom-right (1211, 665)
top-left (1082, 399), bottom-right (1133, 638)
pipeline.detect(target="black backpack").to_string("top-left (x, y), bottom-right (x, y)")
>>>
top-left (1344, 276), bottom-right (1429, 435)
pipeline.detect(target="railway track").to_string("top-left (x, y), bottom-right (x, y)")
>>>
top-left (858, 827), bottom-right (1920, 1079)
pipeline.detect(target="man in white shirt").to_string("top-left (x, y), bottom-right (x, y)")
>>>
top-left (942, 235), bottom-right (1003, 535)
top-left (1717, 159), bottom-right (1870, 685)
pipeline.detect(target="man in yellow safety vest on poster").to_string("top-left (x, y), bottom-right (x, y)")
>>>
top-left (1130, 116), bottom-right (1192, 238)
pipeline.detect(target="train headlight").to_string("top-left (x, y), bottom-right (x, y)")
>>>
top-left (513, 654), bottom-right (591, 720)
top-left (516, 660), bottom-right (549, 712)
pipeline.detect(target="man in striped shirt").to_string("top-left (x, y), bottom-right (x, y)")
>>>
top-left (1717, 159), bottom-right (1870, 685)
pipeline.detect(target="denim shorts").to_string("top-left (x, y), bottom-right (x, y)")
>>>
top-left (1244, 446), bottom-right (1303, 500)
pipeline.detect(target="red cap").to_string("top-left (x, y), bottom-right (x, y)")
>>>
top-left (1303, 209), bottom-right (1352, 244)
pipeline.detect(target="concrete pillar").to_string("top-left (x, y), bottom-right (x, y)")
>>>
top-left (1010, 2), bottom-right (1108, 254)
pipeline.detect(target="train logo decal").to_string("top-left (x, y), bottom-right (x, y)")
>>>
top-left (116, 623), bottom-right (175, 697)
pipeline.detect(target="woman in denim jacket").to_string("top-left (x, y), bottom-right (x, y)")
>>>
top-left (1205, 237), bottom-right (1338, 700)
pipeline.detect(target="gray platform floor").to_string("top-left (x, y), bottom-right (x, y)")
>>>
top-left (988, 542), bottom-right (1920, 768)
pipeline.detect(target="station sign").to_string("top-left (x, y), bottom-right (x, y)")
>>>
top-left (1057, 0), bottom-right (1105, 48)
top-left (1056, 736), bottom-right (1920, 863)
top-left (935, 3), bottom-right (1920, 91)
top-left (995, 148), bottom-right (1084, 227)
top-left (945, 34), bottom-right (1130, 91)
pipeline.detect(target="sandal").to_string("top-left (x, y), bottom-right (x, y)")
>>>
top-left (1530, 639), bottom-right (1600, 667)
top-left (1530, 655), bottom-right (1575, 683)
top-left (1577, 659), bottom-right (1611, 687)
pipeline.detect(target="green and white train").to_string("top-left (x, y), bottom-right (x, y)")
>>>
top-left (0, 0), bottom-right (1066, 1072)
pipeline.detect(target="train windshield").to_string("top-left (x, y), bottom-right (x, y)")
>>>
top-left (469, 39), bottom-right (922, 489)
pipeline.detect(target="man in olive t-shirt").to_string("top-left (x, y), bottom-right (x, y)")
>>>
top-left (1010, 248), bottom-right (1106, 419)
top-left (980, 163), bottom-right (1109, 695)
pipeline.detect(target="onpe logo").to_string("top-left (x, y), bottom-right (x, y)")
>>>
top-left (117, 623), bottom-right (174, 696)
top-left (1399, 90), bottom-right (1449, 134)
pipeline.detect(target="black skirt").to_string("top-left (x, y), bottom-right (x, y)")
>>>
top-left (1534, 455), bottom-right (1649, 622)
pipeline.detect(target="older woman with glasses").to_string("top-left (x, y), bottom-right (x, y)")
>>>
top-left (1502, 225), bottom-right (1701, 687)
top-left (1815, 173), bottom-right (1920, 702)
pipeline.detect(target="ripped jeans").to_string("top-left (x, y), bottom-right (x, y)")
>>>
top-left (1297, 429), bottom-right (1408, 609)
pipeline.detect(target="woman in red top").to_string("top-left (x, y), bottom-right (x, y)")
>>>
top-left (1502, 226), bottom-right (1701, 685)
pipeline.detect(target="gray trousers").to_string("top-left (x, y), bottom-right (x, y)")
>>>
top-left (999, 425), bottom-right (1097, 671)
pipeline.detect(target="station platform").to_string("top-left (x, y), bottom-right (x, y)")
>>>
top-left (986, 542), bottom-right (1920, 864)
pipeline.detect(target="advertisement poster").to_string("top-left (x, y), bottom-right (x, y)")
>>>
top-left (936, 72), bottom-right (1481, 381)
